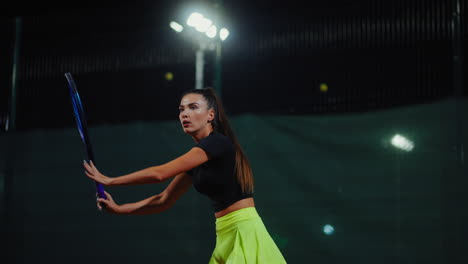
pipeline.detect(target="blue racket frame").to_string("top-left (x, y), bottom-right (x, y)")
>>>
top-left (65, 72), bottom-right (107, 200)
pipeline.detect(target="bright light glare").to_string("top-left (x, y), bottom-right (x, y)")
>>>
top-left (220, 28), bottom-right (229, 41)
top-left (170, 21), bottom-right (183, 33)
top-left (187, 12), bottom-right (204, 27)
top-left (195, 18), bottom-right (212, 32)
top-left (323, 224), bottom-right (334, 235)
top-left (391, 134), bottom-right (414, 152)
top-left (206, 25), bottom-right (217, 38)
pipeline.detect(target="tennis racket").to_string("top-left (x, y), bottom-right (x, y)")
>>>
top-left (65, 72), bottom-right (107, 200)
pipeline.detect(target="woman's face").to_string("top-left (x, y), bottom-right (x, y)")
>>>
top-left (179, 93), bottom-right (214, 134)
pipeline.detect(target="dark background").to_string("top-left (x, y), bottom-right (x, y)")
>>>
top-left (1, 0), bottom-right (467, 263)
top-left (0, 0), bottom-right (466, 131)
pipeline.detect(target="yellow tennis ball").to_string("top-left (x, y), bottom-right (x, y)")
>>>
top-left (165, 72), bottom-right (173, 81)
top-left (320, 83), bottom-right (328, 92)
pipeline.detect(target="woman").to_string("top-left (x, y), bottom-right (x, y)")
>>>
top-left (84, 87), bottom-right (286, 263)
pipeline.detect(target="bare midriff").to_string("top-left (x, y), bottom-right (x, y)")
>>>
top-left (214, 197), bottom-right (256, 218)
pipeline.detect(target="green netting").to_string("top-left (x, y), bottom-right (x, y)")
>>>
top-left (0, 98), bottom-right (466, 263)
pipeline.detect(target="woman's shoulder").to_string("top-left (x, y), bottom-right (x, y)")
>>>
top-left (201, 132), bottom-right (231, 145)
top-left (209, 131), bottom-right (229, 140)
top-left (197, 131), bottom-right (234, 157)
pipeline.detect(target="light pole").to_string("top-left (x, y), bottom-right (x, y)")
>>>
top-left (170, 11), bottom-right (230, 95)
top-left (195, 43), bottom-right (205, 90)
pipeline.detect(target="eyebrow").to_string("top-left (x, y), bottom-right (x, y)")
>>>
top-left (179, 102), bottom-right (199, 108)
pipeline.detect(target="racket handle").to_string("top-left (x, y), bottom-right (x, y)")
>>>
top-left (96, 182), bottom-right (107, 199)
top-left (95, 183), bottom-right (108, 212)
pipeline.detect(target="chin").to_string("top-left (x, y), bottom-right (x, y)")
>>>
top-left (183, 127), bottom-right (196, 135)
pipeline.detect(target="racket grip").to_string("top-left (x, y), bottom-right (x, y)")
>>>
top-left (96, 182), bottom-right (107, 199)
top-left (95, 183), bottom-right (108, 212)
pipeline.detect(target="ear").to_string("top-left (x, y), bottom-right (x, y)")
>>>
top-left (208, 108), bottom-right (215, 122)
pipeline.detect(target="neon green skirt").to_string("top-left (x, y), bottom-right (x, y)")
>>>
top-left (209, 207), bottom-right (287, 264)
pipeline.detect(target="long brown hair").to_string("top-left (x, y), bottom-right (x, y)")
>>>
top-left (181, 87), bottom-right (254, 194)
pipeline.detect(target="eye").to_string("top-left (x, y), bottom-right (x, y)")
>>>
top-left (190, 105), bottom-right (198, 110)
top-left (178, 107), bottom-right (184, 112)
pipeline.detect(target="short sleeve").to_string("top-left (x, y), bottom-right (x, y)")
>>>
top-left (195, 133), bottom-right (232, 159)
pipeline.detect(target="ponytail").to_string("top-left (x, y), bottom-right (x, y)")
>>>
top-left (181, 88), bottom-right (254, 194)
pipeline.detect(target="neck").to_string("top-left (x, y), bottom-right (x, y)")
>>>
top-left (192, 127), bottom-right (214, 143)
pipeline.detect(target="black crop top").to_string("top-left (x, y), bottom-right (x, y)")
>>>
top-left (187, 131), bottom-right (253, 212)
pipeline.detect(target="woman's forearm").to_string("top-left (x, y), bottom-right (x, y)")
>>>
top-left (108, 148), bottom-right (207, 187)
top-left (117, 194), bottom-right (169, 215)
top-left (110, 166), bottom-right (162, 186)
top-left (110, 173), bottom-right (191, 215)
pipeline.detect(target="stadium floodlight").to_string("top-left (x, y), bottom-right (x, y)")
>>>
top-left (219, 28), bottom-right (229, 41)
top-left (171, 9), bottom-right (230, 93)
top-left (187, 12), bottom-right (204, 27)
top-left (183, 12), bottom-right (229, 40)
top-left (391, 134), bottom-right (414, 152)
top-left (195, 17), bottom-right (213, 33)
top-left (170, 21), bottom-right (184, 33)
top-left (206, 25), bottom-right (217, 38)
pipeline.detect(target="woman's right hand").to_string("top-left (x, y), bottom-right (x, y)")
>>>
top-left (84, 160), bottom-right (114, 186)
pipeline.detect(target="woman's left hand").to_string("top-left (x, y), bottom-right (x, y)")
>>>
top-left (97, 191), bottom-right (122, 214)
top-left (84, 160), bottom-right (113, 186)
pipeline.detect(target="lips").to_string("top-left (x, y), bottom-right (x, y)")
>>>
top-left (182, 121), bottom-right (191, 127)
